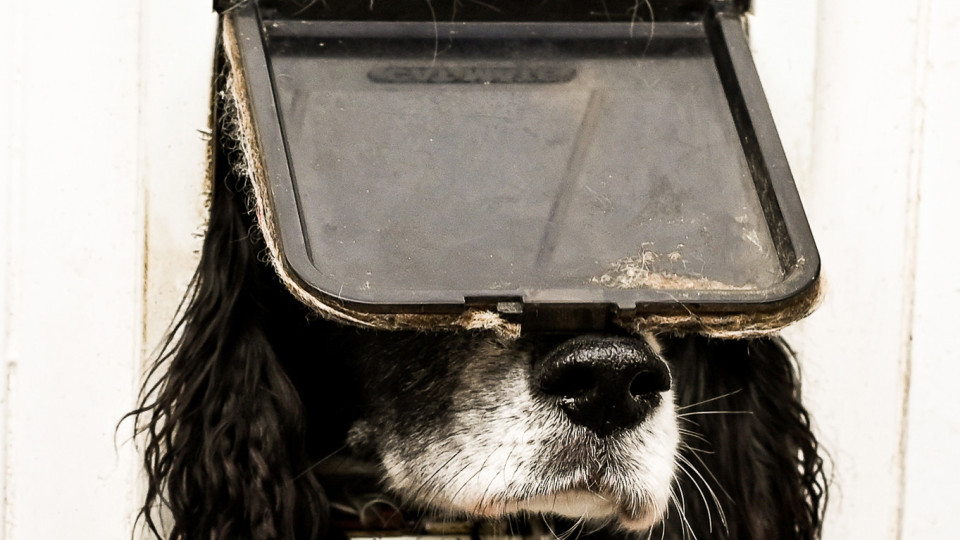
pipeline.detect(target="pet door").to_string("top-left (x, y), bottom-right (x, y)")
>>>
top-left (215, 0), bottom-right (820, 336)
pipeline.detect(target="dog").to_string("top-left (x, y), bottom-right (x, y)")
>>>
top-left (130, 1), bottom-right (826, 538)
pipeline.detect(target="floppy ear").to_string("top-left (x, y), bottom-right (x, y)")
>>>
top-left (128, 48), bottom-right (328, 540)
top-left (658, 335), bottom-right (828, 540)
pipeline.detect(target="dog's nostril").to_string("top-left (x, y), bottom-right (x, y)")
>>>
top-left (629, 369), bottom-right (671, 398)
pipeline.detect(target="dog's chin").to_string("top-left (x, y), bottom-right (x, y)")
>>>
top-left (458, 489), bottom-right (666, 533)
top-left (509, 489), bottom-right (618, 518)
top-left (509, 490), bottom-right (665, 531)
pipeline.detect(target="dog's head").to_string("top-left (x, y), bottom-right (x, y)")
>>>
top-left (130, 1), bottom-right (826, 535)
top-left (337, 331), bottom-right (676, 530)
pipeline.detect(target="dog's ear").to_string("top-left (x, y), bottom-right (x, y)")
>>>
top-left (128, 73), bottom-right (328, 538)
top-left (659, 335), bottom-right (828, 540)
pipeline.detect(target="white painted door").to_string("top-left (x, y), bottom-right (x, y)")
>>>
top-left (1, 1), bottom-right (957, 538)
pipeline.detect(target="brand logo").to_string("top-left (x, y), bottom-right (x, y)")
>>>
top-left (368, 64), bottom-right (577, 84)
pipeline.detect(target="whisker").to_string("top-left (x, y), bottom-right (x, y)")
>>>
top-left (408, 450), bottom-right (464, 507)
top-left (684, 446), bottom-right (734, 506)
top-left (486, 443), bottom-right (516, 504)
top-left (676, 389), bottom-right (743, 411)
top-left (678, 410), bottom-right (754, 418)
top-left (542, 514), bottom-right (561, 540)
top-left (598, 0), bottom-right (612, 22)
top-left (677, 427), bottom-right (711, 447)
top-left (675, 459), bottom-right (712, 533)
top-left (628, 0), bottom-right (655, 58)
top-left (425, 458), bottom-right (476, 513)
top-left (580, 514), bottom-right (610, 536)
top-left (466, 0), bottom-right (502, 13)
top-left (673, 469), bottom-right (694, 540)
top-left (422, 0), bottom-right (439, 63)
top-left (680, 443), bottom-right (716, 456)
top-left (667, 491), bottom-right (686, 540)
top-left (678, 454), bottom-right (727, 533)
top-left (563, 514), bottom-right (586, 540)
top-left (293, 444), bottom-right (347, 480)
top-left (464, 443), bottom-right (508, 514)
top-left (291, 0), bottom-right (321, 17)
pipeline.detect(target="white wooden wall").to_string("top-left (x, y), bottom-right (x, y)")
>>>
top-left (0, 1), bottom-right (957, 538)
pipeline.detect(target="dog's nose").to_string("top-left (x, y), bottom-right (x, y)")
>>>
top-left (534, 336), bottom-right (671, 436)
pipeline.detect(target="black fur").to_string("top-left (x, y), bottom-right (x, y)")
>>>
top-left (660, 336), bottom-right (827, 538)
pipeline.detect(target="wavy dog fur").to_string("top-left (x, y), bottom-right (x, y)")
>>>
top-left (130, 2), bottom-right (825, 538)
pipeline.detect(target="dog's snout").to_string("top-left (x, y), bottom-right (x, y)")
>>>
top-left (534, 337), bottom-right (670, 436)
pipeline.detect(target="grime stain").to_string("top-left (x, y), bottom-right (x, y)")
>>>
top-left (591, 246), bottom-right (751, 290)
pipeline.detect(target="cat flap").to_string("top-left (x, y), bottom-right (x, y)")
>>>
top-left (215, 0), bottom-right (820, 337)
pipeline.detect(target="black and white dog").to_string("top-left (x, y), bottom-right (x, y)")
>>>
top-left (131, 1), bottom-right (826, 539)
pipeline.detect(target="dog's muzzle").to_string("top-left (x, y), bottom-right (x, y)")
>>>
top-left (534, 337), bottom-right (670, 437)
